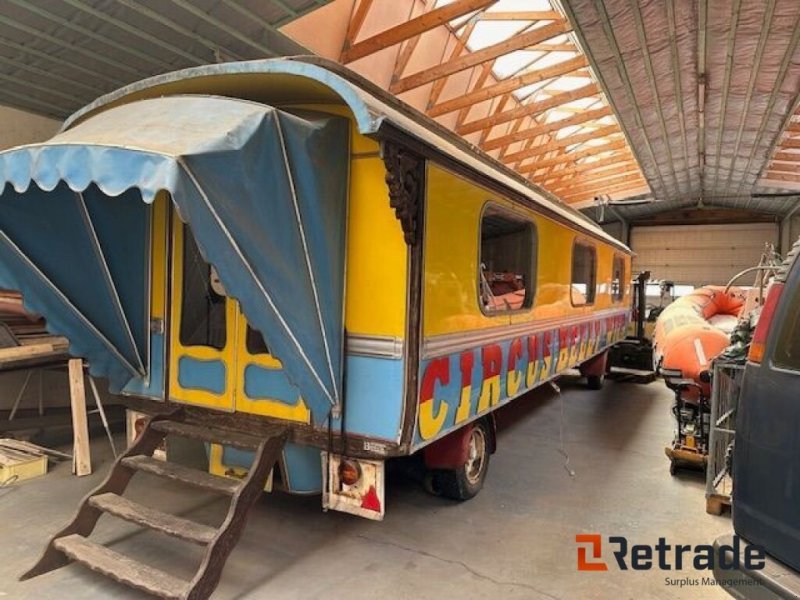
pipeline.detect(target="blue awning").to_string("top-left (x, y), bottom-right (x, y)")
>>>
top-left (0, 95), bottom-right (349, 424)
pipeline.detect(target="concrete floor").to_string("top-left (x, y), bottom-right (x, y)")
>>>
top-left (0, 376), bottom-right (732, 599)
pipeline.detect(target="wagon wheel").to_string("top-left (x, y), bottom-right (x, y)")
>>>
top-left (433, 421), bottom-right (491, 501)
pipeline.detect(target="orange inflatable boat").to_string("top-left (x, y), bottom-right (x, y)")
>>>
top-left (653, 286), bottom-right (746, 397)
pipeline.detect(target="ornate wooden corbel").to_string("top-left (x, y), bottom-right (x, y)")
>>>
top-left (381, 141), bottom-right (424, 246)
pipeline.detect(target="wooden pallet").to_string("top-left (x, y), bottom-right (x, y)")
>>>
top-left (706, 493), bottom-right (731, 516)
top-left (21, 411), bottom-right (288, 599)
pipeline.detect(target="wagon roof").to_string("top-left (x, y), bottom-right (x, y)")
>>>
top-left (64, 56), bottom-right (631, 254)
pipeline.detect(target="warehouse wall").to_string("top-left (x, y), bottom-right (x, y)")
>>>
top-left (0, 105), bottom-right (60, 150)
top-left (781, 215), bottom-right (800, 254)
top-left (630, 223), bottom-right (779, 287)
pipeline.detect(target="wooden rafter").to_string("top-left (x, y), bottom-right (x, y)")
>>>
top-left (428, 55), bottom-right (587, 117)
top-left (772, 150), bottom-right (800, 162)
top-left (546, 164), bottom-right (642, 193)
top-left (532, 153), bottom-right (635, 182)
top-left (780, 138), bottom-right (800, 149)
top-left (762, 171), bottom-right (800, 183)
top-left (457, 82), bottom-right (599, 135)
top-left (766, 161), bottom-right (800, 173)
top-left (392, 20), bottom-right (571, 94)
top-left (561, 182), bottom-right (649, 205)
top-left (479, 11), bottom-right (562, 21)
top-left (483, 106), bottom-right (612, 151)
top-left (340, 0), bottom-right (374, 60)
top-left (516, 139), bottom-right (627, 172)
top-left (559, 175), bottom-right (647, 200)
top-left (341, 0), bottom-right (497, 63)
top-left (427, 21), bottom-right (481, 109)
top-left (501, 124), bottom-right (620, 163)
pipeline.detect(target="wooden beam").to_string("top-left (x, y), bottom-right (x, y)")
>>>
top-left (631, 208), bottom-right (777, 226)
top-left (780, 138), bottom-right (800, 149)
top-left (772, 150), bottom-right (800, 162)
top-left (560, 177), bottom-right (648, 200)
top-left (479, 11), bottom-right (562, 20)
top-left (457, 82), bottom-right (599, 135)
top-left (502, 125), bottom-right (621, 163)
top-left (475, 94), bottom-right (513, 143)
top-left (787, 122), bottom-right (800, 134)
top-left (528, 43), bottom-right (579, 52)
top-left (546, 164), bottom-right (643, 193)
top-left (482, 106), bottom-right (612, 151)
top-left (561, 182), bottom-right (651, 205)
top-left (342, 0), bottom-right (497, 63)
top-left (533, 154), bottom-right (636, 182)
top-left (428, 55), bottom-right (587, 117)
top-left (767, 161), bottom-right (800, 173)
top-left (762, 171), bottom-right (800, 183)
top-left (392, 20), bottom-right (571, 94)
top-left (340, 0), bottom-right (374, 60)
top-left (516, 139), bottom-right (627, 172)
top-left (427, 22), bottom-right (480, 109)
top-left (69, 358), bottom-right (91, 477)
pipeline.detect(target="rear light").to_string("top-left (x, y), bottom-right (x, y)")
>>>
top-left (748, 282), bottom-right (784, 363)
top-left (338, 459), bottom-right (362, 486)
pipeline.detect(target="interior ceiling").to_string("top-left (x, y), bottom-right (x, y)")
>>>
top-left (334, 0), bottom-right (800, 220)
top-left (0, 0), bottom-right (328, 120)
top-left (0, 0), bottom-right (798, 222)
top-left (340, 0), bottom-right (650, 208)
top-left (561, 0), bottom-right (800, 220)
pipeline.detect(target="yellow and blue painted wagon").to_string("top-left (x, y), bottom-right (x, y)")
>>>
top-left (0, 57), bottom-right (631, 520)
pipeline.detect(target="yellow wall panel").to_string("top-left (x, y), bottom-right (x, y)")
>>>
top-left (345, 156), bottom-right (407, 336)
top-left (424, 164), bottom-right (631, 337)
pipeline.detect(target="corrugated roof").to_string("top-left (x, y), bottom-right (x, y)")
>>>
top-left (0, 0), bottom-right (328, 119)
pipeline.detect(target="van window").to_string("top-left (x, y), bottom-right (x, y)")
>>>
top-left (773, 283), bottom-right (800, 370)
top-left (611, 254), bottom-right (626, 302)
top-left (479, 205), bottom-right (536, 313)
top-left (572, 242), bottom-right (597, 305)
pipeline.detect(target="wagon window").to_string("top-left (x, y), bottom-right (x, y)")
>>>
top-left (479, 205), bottom-right (535, 314)
top-left (571, 242), bottom-right (597, 306)
top-left (611, 255), bottom-right (626, 302)
top-left (179, 225), bottom-right (227, 350)
top-left (246, 325), bottom-right (270, 355)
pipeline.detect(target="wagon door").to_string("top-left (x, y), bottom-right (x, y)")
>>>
top-left (0, 96), bottom-right (350, 426)
top-left (169, 220), bottom-right (237, 410)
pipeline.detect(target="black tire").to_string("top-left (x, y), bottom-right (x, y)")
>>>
top-left (432, 421), bottom-right (491, 501)
top-left (587, 374), bottom-right (604, 390)
top-left (669, 460), bottom-right (678, 476)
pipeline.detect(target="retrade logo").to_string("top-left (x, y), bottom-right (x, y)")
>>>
top-left (576, 534), bottom-right (608, 571)
top-left (575, 534), bottom-right (765, 572)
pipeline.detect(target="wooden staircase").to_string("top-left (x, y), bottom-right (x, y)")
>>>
top-left (21, 412), bottom-right (288, 599)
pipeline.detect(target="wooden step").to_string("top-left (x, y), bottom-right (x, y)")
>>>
top-left (121, 456), bottom-right (240, 495)
top-left (53, 534), bottom-right (188, 600)
top-left (89, 493), bottom-right (217, 545)
top-left (150, 420), bottom-right (264, 450)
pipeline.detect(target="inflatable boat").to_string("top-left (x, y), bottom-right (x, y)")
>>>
top-left (654, 286), bottom-right (746, 396)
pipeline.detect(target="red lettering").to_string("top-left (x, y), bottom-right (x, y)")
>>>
top-left (459, 351), bottom-right (474, 387)
top-left (482, 344), bottom-right (503, 379)
top-left (420, 358), bottom-right (449, 402)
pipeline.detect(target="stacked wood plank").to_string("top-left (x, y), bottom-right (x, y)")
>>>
top-left (0, 290), bottom-right (69, 369)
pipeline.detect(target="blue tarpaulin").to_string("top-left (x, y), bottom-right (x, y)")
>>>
top-left (0, 95), bottom-right (349, 424)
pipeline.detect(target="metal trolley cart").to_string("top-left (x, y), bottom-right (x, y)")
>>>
top-left (705, 360), bottom-right (746, 515)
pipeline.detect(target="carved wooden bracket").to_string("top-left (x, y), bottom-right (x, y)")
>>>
top-left (381, 142), bottom-right (424, 246)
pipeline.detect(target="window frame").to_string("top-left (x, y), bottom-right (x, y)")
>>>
top-left (771, 275), bottom-right (800, 373)
top-left (476, 201), bottom-right (538, 317)
top-left (570, 239), bottom-right (598, 307)
top-left (611, 253), bottom-right (627, 303)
